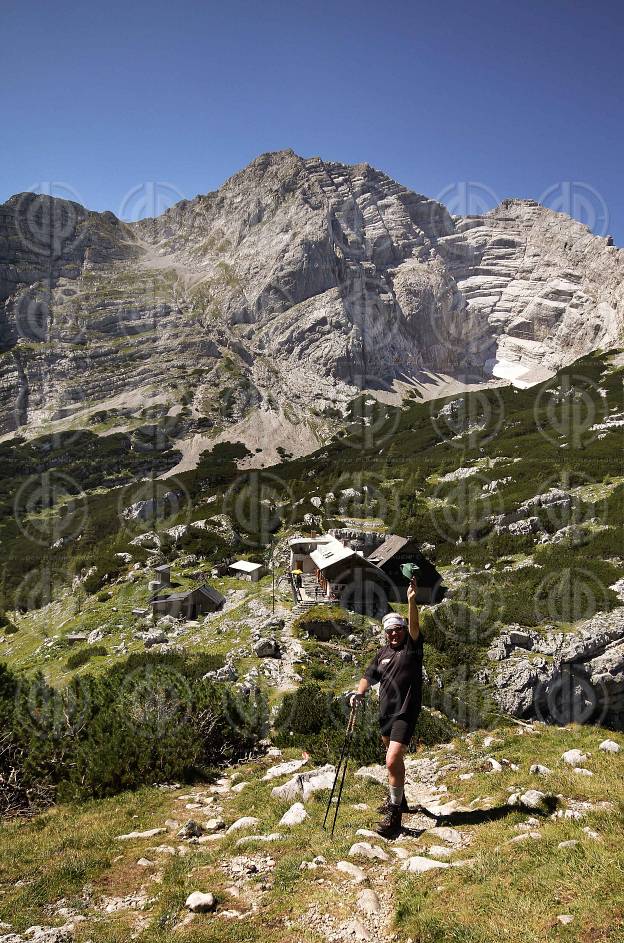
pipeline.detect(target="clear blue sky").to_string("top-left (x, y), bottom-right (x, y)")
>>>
top-left (2, 0), bottom-right (623, 243)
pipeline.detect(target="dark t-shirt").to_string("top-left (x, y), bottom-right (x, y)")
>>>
top-left (364, 632), bottom-right (423, 722)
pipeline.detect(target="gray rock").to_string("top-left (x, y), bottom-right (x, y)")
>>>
top-left (0, 928), bottom-right (74, 943)
top-left (424, 826), bottom-right (464, 846)
top-left (226, 816), bottom-right (260, 834)
top-left (599, 739), bottom-right (620, 753)
top-left (185, 891), bottom-right (216, 912)
top-left (301, 767), bottom-right (336, 801)
top-left (271, 764), bottom-right (336, 802)
top-left (335, 861), bottom-right (368, 884)
top-left (529, 764), bottom-right (552, 776)
top-left (348, 841), bottom-right (390, 861)
top-left (178, 820), bottom-right (203, 839)
top-left (115, 827), bottom-right (167, 840)
top-left (427, 845), bottom-right (454, 858)
top-left (508, 790), bottom-right (548, 810)
top-left (143, 630), bottom-right (168, 648)
top-left (506, 832), bottom-right (542, 844)
top-left (401, 855), bottom-right (450, 873)
top-left (262, 759), bottom-right (308, 781)
top-left (488, 608), bottom-right (624, 725)
top-left (278, 802), bottom-right (308, 826)
top-left (235, 833), bottom-right (283, 846)
top-left (562, 749), bottom-right (588, 766)
top-left (253, 637), bottom-right (281, 658)
top-left (356, 889), bottom-right (381, 914)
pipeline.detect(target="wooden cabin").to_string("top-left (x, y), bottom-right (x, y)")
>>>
top-left (150, 585), bottom-right (226, 620)
top-left (366, 535), bottom-right (445, 603)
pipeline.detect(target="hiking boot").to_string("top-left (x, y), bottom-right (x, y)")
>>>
top-left (376, 793), bottom-right (409, 815)
top-left (376, 803), bottom-right (403, 839)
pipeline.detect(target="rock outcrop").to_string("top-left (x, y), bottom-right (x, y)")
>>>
top-left (483, 608), bottom-right (624, 725)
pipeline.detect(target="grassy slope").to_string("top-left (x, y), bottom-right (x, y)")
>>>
top-left (1, 574), bottom-right (281, 684)
top-left (0, 724), bottom-right (622, 942)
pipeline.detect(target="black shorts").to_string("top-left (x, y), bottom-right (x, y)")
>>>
top-left (380, 711), bottom-right (420, 746)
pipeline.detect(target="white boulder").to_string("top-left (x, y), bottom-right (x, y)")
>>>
top-left (401, 856), bottom-right (450, 873)
top-left (185, 891), bottom-right (216, 913)
top-left (336, 861), bottom-right (368, 884)
top-left (562, 749), bottom-right (588, 765)
top-left (279, 803), bottom-right (308, 826)
top-left (599, 739), bottom-right (620, 753)
top-left (348, 842), bottom-right (390, 861)
top-left (262, 759), bottom-right (308, 781)
top-left (226, 817), bottom-right (260, 834)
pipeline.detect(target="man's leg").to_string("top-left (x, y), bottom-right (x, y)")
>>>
top-left (376, 738), bottom-right (408, 836)
top-left (385, 739), bottom-right (407, 806)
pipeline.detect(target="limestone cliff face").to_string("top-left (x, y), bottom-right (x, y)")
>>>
top-left (0, 150), bottom-right (622, 451)
top-left (439, 200), bottom-right (623, 385)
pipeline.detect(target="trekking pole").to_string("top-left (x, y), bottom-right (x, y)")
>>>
top-left (322, 702), bottom-right (359, 834)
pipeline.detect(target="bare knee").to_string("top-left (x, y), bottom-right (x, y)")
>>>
top-left (386, 744), bottom-right (404, 775)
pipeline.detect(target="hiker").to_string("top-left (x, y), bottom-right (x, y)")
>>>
top-left (350, 577), bottom-right (423, 838)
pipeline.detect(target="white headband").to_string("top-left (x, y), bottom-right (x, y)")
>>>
top-left (382, 613), bottom-right (407, 631)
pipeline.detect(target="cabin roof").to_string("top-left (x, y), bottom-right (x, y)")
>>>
top-left (151, 585), bottom-right (226, 605)
top-left (367, 534), bottom-right (412, 567)
top-left (310, 542), bottom-right (355, 571)
top-left (230, 560), bottom-right (264, 572)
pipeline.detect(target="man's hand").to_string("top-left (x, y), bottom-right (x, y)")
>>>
top-left (407, 576), bottom-right (418, 604)
top-left (349, 691), bottom-right (366, 708)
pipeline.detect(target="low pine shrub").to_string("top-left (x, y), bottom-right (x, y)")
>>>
top-left (65, 646), bottom-right (107, 670)
top-left (273, 682), bottom-right (455, 766)
top-left (0, 651), bottom-right (268, 812)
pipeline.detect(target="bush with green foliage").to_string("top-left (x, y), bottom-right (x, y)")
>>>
top-left (65, 645), bottom-right (107, 670)
top-left (0, 651), bottom-right (268, 813)
top-left (273, 681), bottom-right (455, 766)
top-left (0, 612), bottom-right (17, 635)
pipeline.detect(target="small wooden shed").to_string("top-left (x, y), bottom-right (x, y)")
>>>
top-left (229, 560), bottom-right (266, 582)
top-left (150, 585), bottom-right (226, 620)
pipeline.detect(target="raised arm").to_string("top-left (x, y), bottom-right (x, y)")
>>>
top-left (407, 577), bottom-right (420, 641)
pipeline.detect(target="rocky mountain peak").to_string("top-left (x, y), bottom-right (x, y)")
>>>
top-left (0, 151), bottom-right (622, 463)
